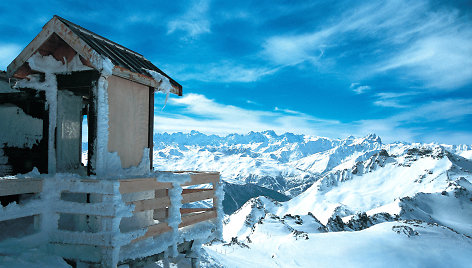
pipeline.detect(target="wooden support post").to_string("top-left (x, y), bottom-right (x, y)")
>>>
top-left (148, 87), bottom-right (154, 171)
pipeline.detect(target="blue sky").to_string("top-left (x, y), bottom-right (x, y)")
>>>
top-left (1, 0), bottom-right (471, 144)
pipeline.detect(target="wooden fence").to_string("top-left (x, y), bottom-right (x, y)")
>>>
top-left (0, 171), bottom-right (221, 266)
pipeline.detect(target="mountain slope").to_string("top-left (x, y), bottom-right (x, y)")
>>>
top-left (176, 132), bottom-right (472, 267)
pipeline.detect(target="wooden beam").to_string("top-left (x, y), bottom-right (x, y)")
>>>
top-left (52, 18), bottom-right (104, 71)
top-left (180, 210), bottom-right (217, 228)
top-left (132, 222), bottom-right (172, 242)
top-left (130, 196), bottom-right (171, 212)
top-left (182, 188), bottom-right (212, 194)
top-left (182, 173), bottom-right (220, 187)
top-left (180, 208), bottom-right (214, 215)
top-left (111, 67), bottom-right (181, 95)
top-left (112, 67), bottom-right (157, 88)
top-left (169, 171), bottom-right (219, 174)
top-left (153, 208), bottom-right (168, 221)
top-left (119, 178), bottom-right (172, 194)
top-left (148, 87), bottom-right (154, 171)
top-left (133, 210), bottom-right (217, 242)
top-left (154, 207), bottom-right (214, 218)
top-left (0, 178), bottom-right (43, 196)
top-left (182, 189), bottom-right (215, 204)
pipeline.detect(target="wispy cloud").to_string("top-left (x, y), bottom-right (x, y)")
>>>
top-left (373, 92), bottom-right (418, 108)
top-left (154, 93), bottom-right (340, 136)
top-left (246, 99), bottom-right (261, 106)
top-left (0, 44), bottom-right (22, 70)
top-left (376, 33), bottom-right (472, 89)
top-left (350, 83), bottom-right (371, 94)
top-left (356, 98), bottom-right (472, 143)
top-left (392, 98), bottom-right (472, 123)
top-left (373, 100), bottom-right (406, 109)
top-left (167, 0), bottom-right (211, 39)
top-left (261, 0), bottom-right (472, 90)
top-left (166, 61), bottom-right (278, 83)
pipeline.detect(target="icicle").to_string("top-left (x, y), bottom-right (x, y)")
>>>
top-left (142, 68), bottom-right (173, 110)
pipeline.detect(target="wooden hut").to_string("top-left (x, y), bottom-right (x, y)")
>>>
top-left (0, 16), bottom-right (221, 267)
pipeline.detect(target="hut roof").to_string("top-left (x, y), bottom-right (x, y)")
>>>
top-left (7, 15), bottom-right (182, 96)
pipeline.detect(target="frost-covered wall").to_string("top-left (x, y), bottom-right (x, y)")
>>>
top-left (0, 105), bottom-right (43, 148)
top-left (0, 104), bottom-right (43, 175)
top-left (10, 52), bottom-right (153, 176)
top-left (15, 53), bottom-right (93, 174)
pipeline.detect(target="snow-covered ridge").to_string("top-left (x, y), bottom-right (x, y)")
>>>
top-left (153, 131), bottom-right (472, 198)
top-left (200, 136), bottom-right (472, 267)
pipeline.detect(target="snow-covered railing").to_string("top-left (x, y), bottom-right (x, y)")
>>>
top-left (120, 171), bottom-right (220, 242)
top-left (0, 177), bottom-right (43, 227)
top-left (0, 171), bottom-right (222, 266)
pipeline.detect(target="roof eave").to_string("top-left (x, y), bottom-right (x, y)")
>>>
top-left (112, 66), bottom-right (182, 96)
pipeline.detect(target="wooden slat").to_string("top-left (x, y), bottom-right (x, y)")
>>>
top-left (155, 188), bottom-right (168, 197)
top-left (182, 173), bottom-right (219, 186)
top-left (182, 188), bottom-right (211, 194)
top-left (153, 208), bottom-right (168, 221)
top-left (132, 222), bottom-right (172, 242)
top-left (180, 210), bottom-right (217, 228)
top-left (130, 196), bottom-right (171, 212)
top-left (182, 189), bottom-right (215, 204)
top-left (154, 207), bottom-right (214, 218)
top-left (165, 171), bottom-right (219, 174)
top-left (180, 208), bottom-right (214, 214)
top-left (0, 178), bottom-right (43, 196)
top-left (134, 210), bottom-right (217, 242)
top-left (58, 179), bottom-right (115, 194)
top-left (119, 178), bottom-right (171, 194)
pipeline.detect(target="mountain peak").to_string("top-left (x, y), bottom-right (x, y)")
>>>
top-left (261, 130), bottom-right (277, 137)
top-left (365, 133), bottom-right (381, 143)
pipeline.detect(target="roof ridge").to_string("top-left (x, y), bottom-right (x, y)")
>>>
top-left (53, 15), bottom-right (147, 60)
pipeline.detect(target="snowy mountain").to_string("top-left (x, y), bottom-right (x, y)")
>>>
top-left (151, 131), bottom-right (472, 267)
top-left (153, 131), bottom-right (385, 197)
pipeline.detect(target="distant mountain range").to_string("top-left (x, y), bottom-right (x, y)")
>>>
top-left (159, 131), bottom-right (471, 267)
top-left (153, 131), bottom-right (472, 214)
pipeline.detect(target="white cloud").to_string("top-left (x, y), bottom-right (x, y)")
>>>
top-left (154, 93), bottom-right (340, 137)
top-left (392, 98), bottom-right (472, 123)
top-left (355, 98), bottom-right (472, 143)
top-left (377, 34), bottom-right (472, 89)
top-left (165, 61), bottom-right (278, 83)
top-left (263, 31), bottom-right (328, 66)
top-left (246, 99), bottom-right (260, 106)
top-left (373, 92), bottom-right (418, 108)
top-left (154, 93), bottom-right (472, 145)
top-left (373, 100), bottom-right (406, 108)
top-left (350, 83), bottom-right (371, 94)
top-left (0, 44), bottom-right (22, 70)
top-left (167, 0), bottom-right (211, 39)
